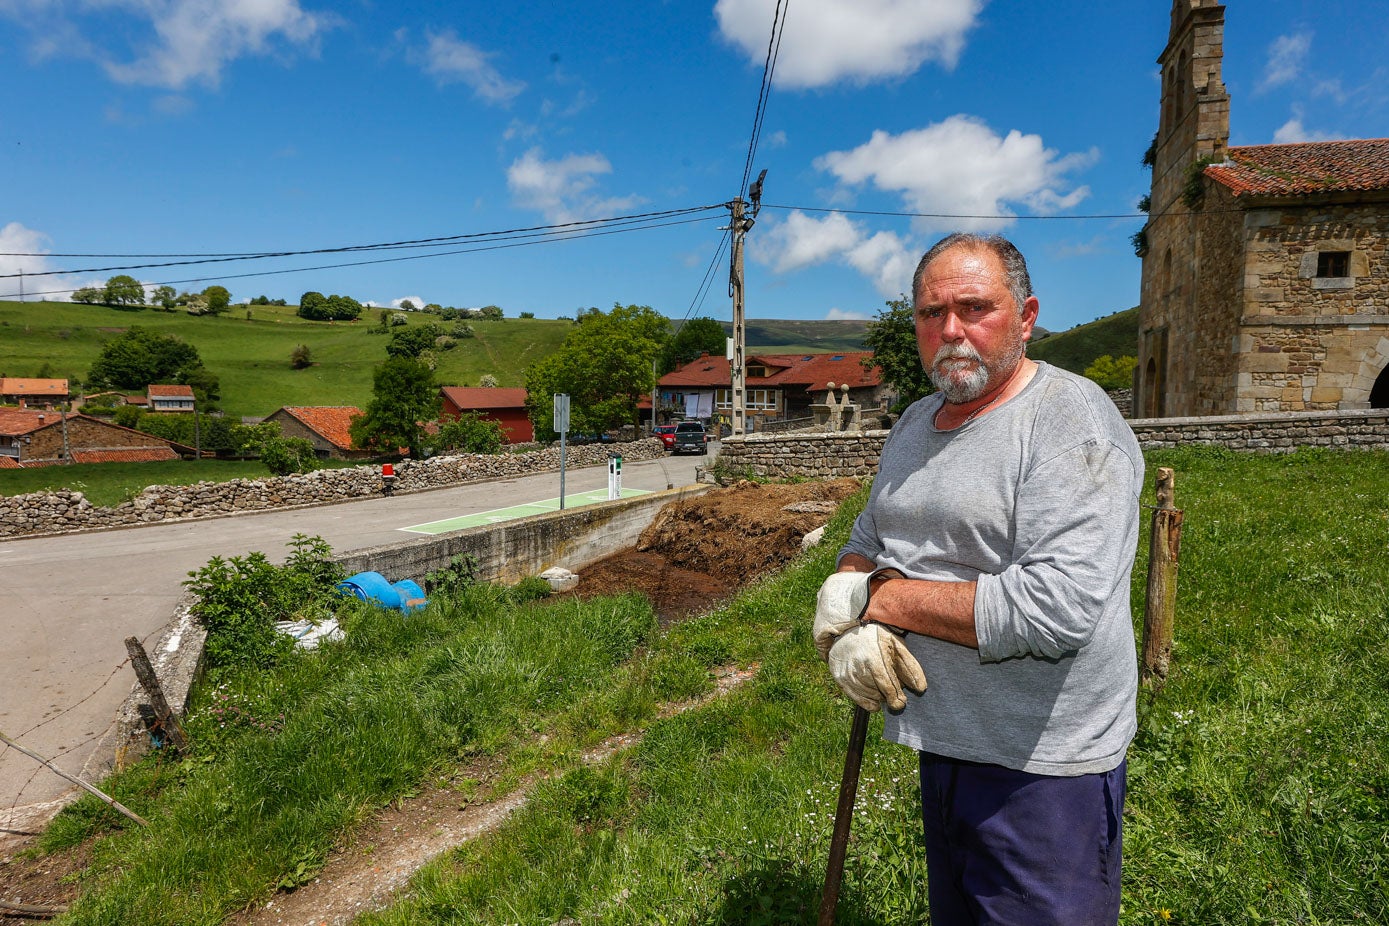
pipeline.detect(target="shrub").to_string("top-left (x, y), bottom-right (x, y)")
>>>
top-left (290, 344), bottom-right (313, 369)
top-left (259, 435), bottom-right (318, 475)
top-left (184, 534), bottom-right (345, 670)
top-left (434, 412), bottom-right (504, 455)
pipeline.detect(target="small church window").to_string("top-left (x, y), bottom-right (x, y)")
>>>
top-left (1317, 251), bottom-right (1350, 278)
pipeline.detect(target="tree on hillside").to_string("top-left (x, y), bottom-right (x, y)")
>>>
top-left (433, 412), bottom-right (504, 455)
top-left (87, 326), bottom-right (220, 407)
top-left (478, 305), bottom-right (504, 320)
top-left (297, 291), bottom-right (328, 320)
top-left (864, 296), bottom-right (933, 410)
top-left (1083, 354), bottom-right (1138, 391)
top-left (350, 357), bottom-right (439, 458)
top-left (386, 323), bottom-right (443, 359)
top-left (103, 275), bottom-right (146, 307)
top-left (290, 344), bottom-right (313, 369)
top-left (202, 285), bottom-right (232, 315)
top-left (524, 303), bottom-right (669, 436)
top-left (660, 315), bottom-right (726, 373)
top-left (151, 285), bottom-right (178, 310)
top-left (71, 286), bottom-right (103, 304)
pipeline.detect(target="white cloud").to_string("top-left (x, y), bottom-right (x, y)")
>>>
top-left (392, 296), bottom-right (427, 310)
top-left (422, 29), bottom-right (525, 103)
top-left (100, 0), bottom-right (328, 89)
top-left (715, 0), bottom-right (983, 88)
top-left (1272, 113), bottom-right (1346, 144)
top-left (506, 148), bottom-right (642, 224)
top-left (1260, 32), bottom-right (1312, 92)
top-left (816, 115), bottom-right (1095, 232)
top-left (0, 222), bottom-right (88, 300)
top-left (825, 307), bottom-right (868, 320)
top-left (755, 211), bottom-right (914, 297)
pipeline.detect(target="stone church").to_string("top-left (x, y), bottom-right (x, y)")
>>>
top-left (1136, 0), bottom-right (1389, 418)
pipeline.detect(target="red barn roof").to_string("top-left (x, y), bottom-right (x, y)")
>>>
top-left (438, 387), bottom-right (529, 410)
top-left (1205, 139), bottom-right (1389, 198)
top-left (0, 378), bottom-right (69, 398)
top-left (660, 351), bottom-right (881, 395)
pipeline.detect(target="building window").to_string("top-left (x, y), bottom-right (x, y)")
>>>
top-left (1317, 251), bottom-right (1350, 278)
top-left (715, 389), bottom-right (779, 411)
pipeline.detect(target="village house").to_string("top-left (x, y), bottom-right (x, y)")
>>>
top-left (0, 378), bottom-right (69, 409)
top-left (262, 406), bottom-right (373, 461)
top-left (0, 408), bottom-right (196, 466)
top-left (658, 351), bottom-right (886, 430)
top-left (438, 387), bottom-right (534, 444)
top-left (146, 384), bottom-right (195, 413)
top-left (1137, 0), bottom-right (1389, 417)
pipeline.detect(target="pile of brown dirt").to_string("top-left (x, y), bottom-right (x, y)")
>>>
top-left (557, 478), bottom-right (861, 620)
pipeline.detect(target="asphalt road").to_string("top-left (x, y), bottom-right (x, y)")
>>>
top-left (0, 450), bottom-right (709, 838)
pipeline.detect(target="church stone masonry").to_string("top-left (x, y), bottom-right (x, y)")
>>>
top-left (1136, 0), bottom-right (1389, 418)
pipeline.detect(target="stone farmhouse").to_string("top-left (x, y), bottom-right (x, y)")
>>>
top-left (262, 406), bottom-right (373, 461)
top-left (658, 351), bottom-right (886, 430)
top-left (0, 408), bottom-right (196, 466)
top-left (1137, 0), bottom-right (1389, 418)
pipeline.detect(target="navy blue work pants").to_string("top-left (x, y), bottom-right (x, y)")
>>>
top-left (918, 752), bottom-right (1125, 926)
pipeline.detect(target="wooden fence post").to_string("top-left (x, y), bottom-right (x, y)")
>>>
top-left (1141, 467), bottom-right (1184, 684)
top-left (0, 730), bottom-right (148, 827)
top-left (124, 636), bottom-right (189, 755)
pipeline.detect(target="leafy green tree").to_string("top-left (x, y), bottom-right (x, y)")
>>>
top-left (478, 373), bottom-right (499, 388)
top-left (350, 357), bottom-right (439, 458)
top-left (478, 305), bottom-right (504, 320)
top-left (1083, 354), bottom-right (1138, 391)
top-left (434, 412), bottom-right (504, 455)
top-left (297, 291), bottom-right (328, 320)
top-left (70, 286), bottom-right (103, 304)
top-left (258, 434), bottom-right (319, 475)
top-left (103, 274), bottom-right (145, 306)
top-left (87, 327), bottom-right (220, 408)
top-left (398, 299), bottom-right (417, 312)
top-left (386, 323), bottom-right (444, 359)
top-left (524, 303), bottom-right (670, 436)
top-left (325, 294), bottom-right (363, 320)
top-left (660, 315), bottom-right (726, 373)
top-left (202, 285), bottom-right (232, 315)
top-left (519, 311), bottom-right (535, 319)
top-left (290, 344), bottom-right (312, 369)
top-left (864, 296), bottom-right (933, 410)
top-left (113, 404), bottom-right (143, 428)
top-left (151, 285), bottom-right (178, 309)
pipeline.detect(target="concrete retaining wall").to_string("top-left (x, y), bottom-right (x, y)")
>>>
top-left (0, 439), bottom-right (664, 538)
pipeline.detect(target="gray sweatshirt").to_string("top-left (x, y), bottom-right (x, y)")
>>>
top-left (840, 362), bottom-right (1144, 775)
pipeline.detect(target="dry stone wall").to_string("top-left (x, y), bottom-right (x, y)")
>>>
top-left (712, 409), bottom-right (1389, 479)
top-left (0, 439), bottom-right (663, 538)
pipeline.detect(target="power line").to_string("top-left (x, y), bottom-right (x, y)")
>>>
top-left (739, 0), bottom-right (789, 198)
top-left (0, 204), bottom-right (728, 276)
top-left (0, 213), bottom-right (725, 301)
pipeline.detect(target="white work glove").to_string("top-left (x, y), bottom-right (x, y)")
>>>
top-left (813, 571), bottom-right (873, 661)
top-left (826, 624), bottom-right (928, 712)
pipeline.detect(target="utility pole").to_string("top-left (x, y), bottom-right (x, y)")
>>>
top-left (727, 169), bottom-right (766, 438)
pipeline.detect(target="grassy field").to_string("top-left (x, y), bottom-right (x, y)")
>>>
top-left (0, 300), bottom-right (571, 420)
top-left (32, 446), bottom-right (1389, 925)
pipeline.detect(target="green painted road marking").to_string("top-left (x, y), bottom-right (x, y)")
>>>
top-left (401, 487), bottom-right (651, 534)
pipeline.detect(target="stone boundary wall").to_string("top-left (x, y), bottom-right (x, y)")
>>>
top-left (0, 439), bottom-right (664, 539)
top-left (713, 408), bottom-right (1389, 479)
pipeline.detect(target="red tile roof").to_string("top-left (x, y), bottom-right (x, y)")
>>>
top-left (275, 406), bottom-right (363, 450)
top-left (0, 455), bottom-right (21, 468)
top-left (1206, 139), bottom-right (1389, 198)
top-left (70, 447), bottom-right (180, 464)
top-left (0, 407), bottom-right (51, 436)
top-left (439, 387), bottom-right (529, 410)
top-left (660, 352), bottom-right (881, 395)
top-left (0, 377), bottom-right (69, 397)
top-left (148, 384), bottom-right (195, 398)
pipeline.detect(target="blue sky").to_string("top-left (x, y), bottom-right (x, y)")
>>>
top-left (2, 0), bottom-right (1387, 333)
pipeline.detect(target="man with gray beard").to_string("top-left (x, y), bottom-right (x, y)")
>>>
top-left (813, 233), bottom-right (1144, 924)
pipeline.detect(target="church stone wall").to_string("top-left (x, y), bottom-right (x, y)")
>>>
top-left (1235, 202), bottom-right (1389, 411)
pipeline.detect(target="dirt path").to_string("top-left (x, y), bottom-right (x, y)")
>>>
top-left (0, 479), bottom-right (862, 923)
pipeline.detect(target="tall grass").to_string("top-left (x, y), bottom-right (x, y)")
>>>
top-left (34, 447), bottom-right (1389, 925)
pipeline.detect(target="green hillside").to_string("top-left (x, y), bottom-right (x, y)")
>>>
top-left (1029, 306), bottom-right (1139, 375)
top-left (739, 318), bottom-right (870, 352)
top-left (0, 300), bottom-right (572, 420)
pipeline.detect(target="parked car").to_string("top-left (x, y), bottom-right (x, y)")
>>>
top-left (672, 420), bottom-right (709, 454)
top-left (654, 424), bottom-right (678, 450)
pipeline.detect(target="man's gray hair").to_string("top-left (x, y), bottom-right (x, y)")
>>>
top-left (911, 233), bottom-right (1034, 314)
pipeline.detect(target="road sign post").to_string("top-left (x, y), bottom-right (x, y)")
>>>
top-left (554, 394), bottom-right (571, 510)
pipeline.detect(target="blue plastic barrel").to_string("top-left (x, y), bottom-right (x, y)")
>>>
top-left (336, 571), bottom-right (402, 610)
top-left (392, 579), bottom-right (428, 613)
